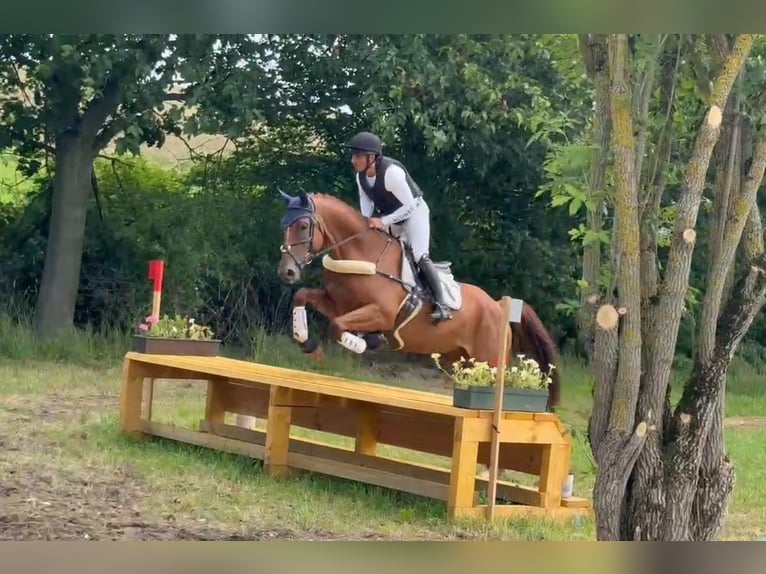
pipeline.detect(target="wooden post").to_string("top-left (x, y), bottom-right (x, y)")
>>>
top-left (144, 259), bottom-right (165, 420)
top-left (486, 296), bottom-right (524, 520)
top-left (147, 259), bottom-right (164, 320)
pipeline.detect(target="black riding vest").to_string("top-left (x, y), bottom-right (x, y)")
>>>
top-left (357, 156), bottom-right (424, 216)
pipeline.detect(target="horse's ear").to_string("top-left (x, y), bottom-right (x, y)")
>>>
top-left (277, 188), bottom-right (293, 204)
top-left (298, 190), bottom-right (309, 207)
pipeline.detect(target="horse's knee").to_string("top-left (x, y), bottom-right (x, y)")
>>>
top-left (292, 288), bottom-right (310, 307)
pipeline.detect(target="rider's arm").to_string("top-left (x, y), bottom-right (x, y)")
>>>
top-left (357, 177), bottom-right (375, 218)
top-left (380, 164), bottom-right (417, 226)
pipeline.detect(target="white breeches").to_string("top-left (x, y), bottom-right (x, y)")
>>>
top-left (387, 198), bottom-right (430, 261)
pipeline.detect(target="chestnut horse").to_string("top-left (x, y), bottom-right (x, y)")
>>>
top-left (276, 190), bottom-right (561, 408)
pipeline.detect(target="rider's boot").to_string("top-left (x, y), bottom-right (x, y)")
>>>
top-left (418, 255), bottom-right (453, 324)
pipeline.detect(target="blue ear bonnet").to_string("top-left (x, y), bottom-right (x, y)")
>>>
top-left (279, 190), bottom-right (315, 228)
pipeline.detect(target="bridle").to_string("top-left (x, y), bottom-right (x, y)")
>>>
top-left (279, 196), bottom-right (371, 271)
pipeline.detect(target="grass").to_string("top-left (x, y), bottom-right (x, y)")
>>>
top-left (0, 315), bottom-right (764, 540)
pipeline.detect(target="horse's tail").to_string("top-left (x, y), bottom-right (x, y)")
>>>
top-left (511, 303), bottom-right (561, 409)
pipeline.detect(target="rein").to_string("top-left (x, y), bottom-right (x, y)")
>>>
top-left (280, 207), bottom-right (408, 287)
top-left (280, 212), bottom-right (373, 270)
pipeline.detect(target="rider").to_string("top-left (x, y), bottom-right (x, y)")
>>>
top-left (345, 130), bottom-right (452, 324)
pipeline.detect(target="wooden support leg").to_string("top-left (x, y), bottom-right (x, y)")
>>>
top-left (141, 378), bottom-right (155, 421)
top-left (538, 443), bottom-right (568, 509)
top-left (119, 360), bottom-right (146, 437)
top-left (264, 386), bottom-right (292, 478)
top-left (203, 377), bottom-right (227, 430)
top-left (354, 403), bottom-right (379, 456)
top-left (447, 417), bottom-right (479, 518)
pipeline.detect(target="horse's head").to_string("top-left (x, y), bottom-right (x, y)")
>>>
top-left (277, 189), bottom-right (372, 284)
top-left (277, 189), bottom-right (322, 284)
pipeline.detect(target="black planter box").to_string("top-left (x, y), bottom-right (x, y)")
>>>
top-left (452, 385), bottom-right (549, 412)
top-left (132, 335), bottom-right (221, 356)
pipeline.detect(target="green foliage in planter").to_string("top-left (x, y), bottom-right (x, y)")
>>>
top-left (431, 352), bottom-right (554, 391)
top-left (138, 314), bottom-right (215, 340)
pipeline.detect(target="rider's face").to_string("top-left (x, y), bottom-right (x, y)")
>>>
top-left (351, 152), bottom-right (372, 173)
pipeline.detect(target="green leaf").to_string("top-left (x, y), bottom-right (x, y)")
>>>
top-left (568, 197), bottom-right (583, 215)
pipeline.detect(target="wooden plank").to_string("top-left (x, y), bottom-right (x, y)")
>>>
top-left (144, 420), bottom-right (265, 459)
top-left (200, 421), bottom-right (544, 507)
top-left (462, 416), bottom-right (569, 445)
top-left (456, 504), bottom-right (592, 520)
top-left (138, 421), bottom-right (577, 516)
top-left (210, 379), bottom-right (546, 474)
top-left (562, 496), bottom-right (591, 509)
top-left (122, 363), bottom-right (552, 475)
top-left (124, 352), bottom-right (495, 417)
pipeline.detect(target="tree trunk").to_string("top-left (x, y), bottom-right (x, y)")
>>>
top-left (577, 34), bottom-right (611, 359)
top-left (587, 33), bottom-right (756, 542)
top-left (34, 135), bottom-right (95, 338)
top-left (589, 34), bottom-right (648, 541)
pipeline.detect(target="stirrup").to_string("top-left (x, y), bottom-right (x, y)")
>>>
top-left (430, 302), bottom-right (453, 323)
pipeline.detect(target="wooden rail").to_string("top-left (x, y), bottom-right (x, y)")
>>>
top-left (119, 351), bottom-right (591, 520)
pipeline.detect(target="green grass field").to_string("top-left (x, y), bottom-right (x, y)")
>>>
top-left (0, 316), bottom-right (763, 541)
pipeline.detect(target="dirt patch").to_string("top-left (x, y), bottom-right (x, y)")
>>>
top-left (0, 393), bottom-right (301, 541)
top-left (724, 416), bottom-right (766, 431)
top-left (0, 390), bottom-right (438, 541)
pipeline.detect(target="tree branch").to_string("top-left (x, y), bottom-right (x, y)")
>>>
top-left (684, 35), bottom-right (713, 100)
top-left (640, 33), bottom-right (752, 412)
top-left (714, 254), bottom-right (766, 363)
top-left (590, 304), bottom-right (619, 459)
top-left (577, 33), bottom-right (611, 359)
top-left (93, 118), bottom-right (123, 154)
top-left (697, 102), bottom-right (766, 366)
top-left (634, 35), bottom-right (665, 183)
top-left (80, 77), bottom-right (122, 144)
top-left (592, 421), bottom-right (648, 540)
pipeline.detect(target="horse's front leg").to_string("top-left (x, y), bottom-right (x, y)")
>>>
top-left (292, 287), bottom-right (337, 359)
top-left (330, 303), bottom-right (390, 354)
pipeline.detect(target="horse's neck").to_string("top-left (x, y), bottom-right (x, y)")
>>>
top-left (320, 204), bottom-right (397, 263)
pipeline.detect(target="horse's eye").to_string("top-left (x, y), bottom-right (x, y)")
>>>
top-left (300, 221), bottom-right (309, 231)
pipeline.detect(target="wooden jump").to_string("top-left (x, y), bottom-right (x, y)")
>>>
top-left (119, 351), bottom-right (591, 520)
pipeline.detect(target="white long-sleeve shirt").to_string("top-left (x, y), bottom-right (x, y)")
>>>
top-left (357, 163), bottom-right (419, 226)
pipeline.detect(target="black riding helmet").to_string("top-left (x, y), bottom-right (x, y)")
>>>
top-left (346, 131), bottom-right (382, 156)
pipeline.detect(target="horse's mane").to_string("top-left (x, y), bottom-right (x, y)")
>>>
top-left (310, 192), bottom-right (368, 228)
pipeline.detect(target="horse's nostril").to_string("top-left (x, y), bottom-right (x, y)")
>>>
top-left (286, 268), bottom-right (296, 278)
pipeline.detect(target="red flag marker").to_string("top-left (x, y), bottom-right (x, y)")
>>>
top-left (147, 260), bottom-right (165, 320)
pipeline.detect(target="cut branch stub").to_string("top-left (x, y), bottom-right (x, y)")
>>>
top-left (683, 228), bottom-right (697, 245)
top-left (596, 304), bottom-right (620, 331)
top-left (706, 105), bottom-right (723, 129)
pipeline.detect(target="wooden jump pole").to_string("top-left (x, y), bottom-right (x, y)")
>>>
top-left (486, 296), bottom-right (524, 520)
